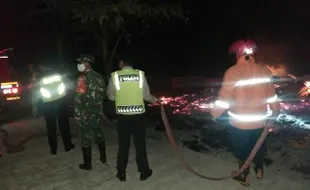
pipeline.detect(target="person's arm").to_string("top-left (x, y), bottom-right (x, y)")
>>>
top-left (143, 76), bottom-right (158, 103)
top-left (85, 73), bottom-right (105, 110)
top-left (210, 69), bottom-right (236, 119)
top-left (264, 67), bottom-right (281, 116)
top-left (267, 81), bottom-right (280, 116)
top-left (107, 77), bottom-right (116, 101)
top-left (31, 73), bottom-right (40, 106)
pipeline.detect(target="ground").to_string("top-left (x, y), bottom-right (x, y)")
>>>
top-left (1, 117), bottom-right (310, 190)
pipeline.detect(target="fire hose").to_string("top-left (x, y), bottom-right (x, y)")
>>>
top-left (160, 104), bottom-right (271, 181)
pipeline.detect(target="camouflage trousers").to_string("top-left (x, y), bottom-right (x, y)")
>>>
top-left (80, 115), bottom-right (105, 148)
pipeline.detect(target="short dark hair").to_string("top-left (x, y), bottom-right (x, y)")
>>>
top-left (121, 59), bottom-right (131, 66)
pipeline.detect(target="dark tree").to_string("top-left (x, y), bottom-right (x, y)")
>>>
top-left (72, 0), bottom-right (187, 74)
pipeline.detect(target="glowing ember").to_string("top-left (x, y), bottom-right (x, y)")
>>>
top-left (299, 81), bottom-right (310, 97)
top-left (150, 94), bottom-right (213, 115)
top-left (149, 90), bottom-right (310, 129)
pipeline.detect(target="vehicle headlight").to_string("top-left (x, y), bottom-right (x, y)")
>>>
top-left (40, 88), bottom-right (51, 98)
top-left (58, 82), bottom-right (65, 95)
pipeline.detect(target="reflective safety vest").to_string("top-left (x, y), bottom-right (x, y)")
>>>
top-left (112, 68), bottom-right (145, 115)
top-left (39, 73), bottom-right (66, 103)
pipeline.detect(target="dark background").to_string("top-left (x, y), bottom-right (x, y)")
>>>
top-left (1, 0), bottom-right (310, 77)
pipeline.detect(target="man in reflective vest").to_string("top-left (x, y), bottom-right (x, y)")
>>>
top-left (210, 40), bottom-right (280, 186)
top-left (74, 54), bottom-right (107, 170)
top-left (32, 61), bottom-right (74, 155)
top-left (107, 58), bottom-right (158, 182)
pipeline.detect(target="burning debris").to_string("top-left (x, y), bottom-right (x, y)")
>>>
top-left (148, 87), bottom-right (310, 129)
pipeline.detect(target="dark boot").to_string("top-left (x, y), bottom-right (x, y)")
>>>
top-left (48, 139), bottom-right (57, 155)
top-left (98, 142), bottom-right (107, 164)
top-left (233, 162), bottom-right (250, 186)
top-left (116, 172), bottom-right (126, 182)
top-left (50, 148), bottom-right (57, 155)
top-left (140, 169), bottom-right (153, 181)
top-left (79, 147), bottom-right (92, 170)
top-left (64, 141), bottom-right (75, 152)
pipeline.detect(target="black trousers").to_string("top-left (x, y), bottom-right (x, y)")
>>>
top-left (42, 98), bottom-right (72, 151)
top-left (230, 127), bottom-right (267, 169)
top-left (116, 114), bottom-right (150, 173)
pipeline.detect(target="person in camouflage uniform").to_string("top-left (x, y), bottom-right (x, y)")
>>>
top-left (74, 54), bottom-right (107, 170)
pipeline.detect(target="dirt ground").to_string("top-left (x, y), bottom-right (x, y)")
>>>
top-left (0, 117), bottom-right (310, 190)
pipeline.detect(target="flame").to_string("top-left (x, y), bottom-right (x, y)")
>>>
top-left (304, 81), bottom-right (310, 88)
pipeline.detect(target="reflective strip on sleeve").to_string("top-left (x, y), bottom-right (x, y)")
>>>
top-left (214, 100), bottom-right (230, 109)
top-left (235, 78), bottom-right (271, 87)
top-left (139, 71), bottom-right (143, 88)
top-left (266, 94), bottom-right (278, 103)
top-left (114, 73), bottom-right (120, 91)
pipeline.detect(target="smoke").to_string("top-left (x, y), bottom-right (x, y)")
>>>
top-left (253, 31), bottom-right (306, 75)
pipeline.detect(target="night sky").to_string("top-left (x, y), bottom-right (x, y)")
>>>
top-left (1, 0), bottom-right (310, 77)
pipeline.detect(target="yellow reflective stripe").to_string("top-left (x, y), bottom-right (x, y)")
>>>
top-left (139, 71), bottom-right (143, 88)
top-left (1, 81), bottom-right (18, 86)
top-left (114, 73), bottom-right (120, 91)
top-left (214, 100), bottom-right (230, 109)
top-left (228, 110), bottom-right (272, 122)
top-left (41, 74), bottom-right (62, 85)
top-left (267, 94), bottom-right (278, 103)
top-left (235, 78), bottom-right (271, 87)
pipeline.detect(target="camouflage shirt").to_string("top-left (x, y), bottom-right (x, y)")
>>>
top-left (74, 70), bottom-right (106, 125)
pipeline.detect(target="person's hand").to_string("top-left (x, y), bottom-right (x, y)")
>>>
top-left (153, 97), bottom-right (159, 104)
top-left (299, 86), bottom-right (309, 97)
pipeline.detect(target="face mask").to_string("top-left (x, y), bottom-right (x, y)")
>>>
top-left (77, 64), bottom-right (85, 72)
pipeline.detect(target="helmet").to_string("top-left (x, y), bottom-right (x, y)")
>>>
top-left (77, 54), bottom-right (94, 63)
top-left (229, 40), bottom-right (256, 60)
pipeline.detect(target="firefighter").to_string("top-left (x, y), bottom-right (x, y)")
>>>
top-left (107, 58), bottom-right (158, 181)
top-left (32, 61), bottom-right (74, 155)
top-left (74, 54), bottom-right (107, 170)
top-left (210, 40), bottom-right (280, 186)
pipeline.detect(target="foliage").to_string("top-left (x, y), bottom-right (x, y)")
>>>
top-left (26, 0), bottom-right (72, 61)
top-left (71, 0), bottom-right (187, 74)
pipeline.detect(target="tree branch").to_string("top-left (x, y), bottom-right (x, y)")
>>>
top-left (109, 33), bottom-right (124, 64)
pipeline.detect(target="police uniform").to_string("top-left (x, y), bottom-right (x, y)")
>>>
top-left (74, 54), bottom-right (107, 170)
top-left (211, 40), bottom-right (280, 186)
top-left (33, 65), bottom-right (74, 155)
top-left (107, 65), bottom-right (157, 181)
